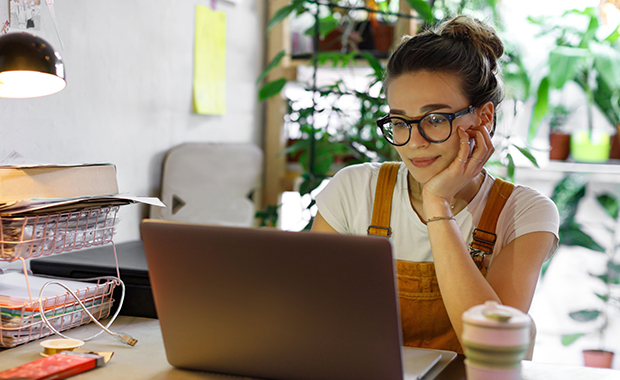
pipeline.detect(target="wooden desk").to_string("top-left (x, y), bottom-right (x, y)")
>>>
top-left (0, 316), bottom-right (618, 379)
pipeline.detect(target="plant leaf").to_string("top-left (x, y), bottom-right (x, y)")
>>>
top-left (595, 272), bottom-right (620, 285)
top-left (362, 52), bottom-right (384, 82)
top-left (580, 9), bottom-right (599, 47)
top-left (608, 261), bottom-right (620, 273)
top-left (298, 174), bottom-right (325, 196)
top-left (596, 193), bottom-right (620, 220)
top-left (560, 224), bottom-right (605, 252)
top-left (279, 138), bottom-right (307, 157)
top-left (569, 309), bottom-right (601, 322)
top-left (303, 14), bottom-right (339, 39)
top-left (513, 145), bottom-right (539, 168)
top-left (312, 148), bottom-right (335, 175)
top-left (561, 333), bottom-right (585, 346)
top-left (256, 50), bottom-right (285, 85)
top-left (541, 259), bottom-right (551, 277)
top-left (259, 78), bottom-right (287, 101)
top-left (404, 0), bottom-right (434, 24)
top-left (505, 153), bottom-right (515, 182)
top-left (551, 174), bottom-right (587, 228)
top-left (595, 293), bottom-right (609, 302)
top-left (591, 41), bottom-right (620, 90)
top-left (267, 1), bottom-right (304, 31)
top-left (255, 204), bottom-right (279, 227)
top-left (528, 77), bottom-right (549, 143)
top-left (548, 47), bottom-right (588, 89)
top-left (604, 26), bottom-right (620, 43)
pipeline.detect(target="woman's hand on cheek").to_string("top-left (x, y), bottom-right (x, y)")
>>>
top-left (421, 125), bottom-right (494, 209)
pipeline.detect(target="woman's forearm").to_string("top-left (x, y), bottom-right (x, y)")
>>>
top-left (426, 218), bottom-right (501, 345)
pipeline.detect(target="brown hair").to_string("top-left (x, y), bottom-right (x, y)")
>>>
top-left (384, 15), bottom-right (504, 132)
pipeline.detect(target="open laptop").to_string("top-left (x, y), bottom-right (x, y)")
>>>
top-left (140, 219), bottom-right (456, 380)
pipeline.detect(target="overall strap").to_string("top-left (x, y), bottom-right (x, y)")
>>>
top-left (367, 164), bottom-right (515, 271)
top-left (469, 177), bottom-right (515, 271)
top-left (367, 162), bottom-right (400, 237)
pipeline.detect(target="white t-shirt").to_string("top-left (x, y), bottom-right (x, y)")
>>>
top-left (315, 162), bottom-right (559, 267)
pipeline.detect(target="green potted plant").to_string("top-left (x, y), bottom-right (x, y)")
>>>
top-left (528, 7), bottom-right (620, 163)
top-left (550, 174), bottom-right (618, 368)
top-left (257, 0), bottom-right (434, 228)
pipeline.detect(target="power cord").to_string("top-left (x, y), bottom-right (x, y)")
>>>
top-left (37, 275), bottom-right (137, 346)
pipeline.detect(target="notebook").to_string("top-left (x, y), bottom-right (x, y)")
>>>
top-left (140, 219), bottom-right (456, 380)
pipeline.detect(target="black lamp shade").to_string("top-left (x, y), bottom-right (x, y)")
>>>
top-left (0, 32), bottom-right (66, 98)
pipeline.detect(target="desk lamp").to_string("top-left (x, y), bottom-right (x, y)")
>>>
top-left (0, 32), bottom-right (65, 98)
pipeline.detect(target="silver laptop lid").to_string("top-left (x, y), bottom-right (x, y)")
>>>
top-left (140, 219), bottom-right (404, 380)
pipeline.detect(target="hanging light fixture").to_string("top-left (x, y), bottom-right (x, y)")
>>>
top-left (0, 32), bottom-right (66, 98)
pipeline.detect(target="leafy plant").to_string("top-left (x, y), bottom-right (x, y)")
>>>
top-left (258, 1), bottom-right (430, 229)
top-left (550, 174), bottom-right (620, 350)
top-left (548, 104), bottom-right (572, 133)
top-left (527, 7), bottom-right (620, 143)
top-left (255, 204), bottom-right (280, 227)
top-left (551, 174), bottom-right (604, 255)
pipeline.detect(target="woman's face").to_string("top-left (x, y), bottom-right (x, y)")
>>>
top-left (386, 70), bottom-right (479, 184)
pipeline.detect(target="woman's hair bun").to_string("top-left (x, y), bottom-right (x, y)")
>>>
top-left (436, 15), bottom-right (504, 62)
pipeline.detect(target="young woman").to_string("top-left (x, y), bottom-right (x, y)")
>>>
top-left (311, 15), bottom-right (559, 354)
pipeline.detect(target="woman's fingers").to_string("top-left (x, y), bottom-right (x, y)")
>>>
top-left (463, 125), bottom-right (493, 166)
top-left (457, 128), bottom-right (473, 164)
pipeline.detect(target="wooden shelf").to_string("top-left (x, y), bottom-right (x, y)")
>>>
top-left (515, 160), bottom-right (620, 184)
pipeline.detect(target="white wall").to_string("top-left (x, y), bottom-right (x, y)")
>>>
top-left (0, 1), bottom-right (265, 244)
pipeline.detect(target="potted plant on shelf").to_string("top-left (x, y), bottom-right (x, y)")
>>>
top-left (550, 174), bottom-right (619, 368)
top-left (258, 0), bottom-right (434, 228)
top-left (527, 7), bottom-right (620, 163)
top-left (548, 104), bottom-right (572, 161)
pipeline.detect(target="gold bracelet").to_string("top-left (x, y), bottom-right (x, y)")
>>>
top-left (426, 216), bottom-right (456, 224)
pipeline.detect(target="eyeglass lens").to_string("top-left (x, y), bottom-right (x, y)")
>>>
top-left (383, 114), bottom-right (452, 144)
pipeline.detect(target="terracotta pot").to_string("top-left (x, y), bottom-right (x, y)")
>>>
top-left (285, 138), bottom-right (304, 163)
top-left (318, 28), bottom-right (343, 52)
top-left (609, 134), bottom-right (620, 159)
top-left (609, 125), bottom-right (620, 159)
top-left (373, 23), bottom-right (394, 53)
top-left (549, 132), bottom-right (571, 161)
top-left (583, 349), bottom-right (614, 368)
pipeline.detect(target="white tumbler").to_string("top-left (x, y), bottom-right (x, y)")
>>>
top-left (462, 301), bottom-right (531, 380)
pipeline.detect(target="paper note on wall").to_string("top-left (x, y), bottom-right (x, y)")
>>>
top-left (193, 5), bottom-right (226, 115)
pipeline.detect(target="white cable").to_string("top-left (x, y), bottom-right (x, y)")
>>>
top-left (37, 275), bottom-right (137, 346)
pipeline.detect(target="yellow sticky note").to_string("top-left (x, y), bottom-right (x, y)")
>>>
top-left (193, 5), bottom-right (226, 115)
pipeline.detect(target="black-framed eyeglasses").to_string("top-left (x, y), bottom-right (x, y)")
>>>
top-left (376, 106), bottom-right (475, 145)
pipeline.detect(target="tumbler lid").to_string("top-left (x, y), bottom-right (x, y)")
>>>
top-left (462, 301), bottom-right (531, 328)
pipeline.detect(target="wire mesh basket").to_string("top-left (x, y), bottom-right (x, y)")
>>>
top-left (0, 276), bottom-right (117, 348)
top-left (0, 206), bottom-right (119, 262)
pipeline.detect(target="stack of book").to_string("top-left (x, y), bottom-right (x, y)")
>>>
top-left (0, 162), bottom-right (162, 215)
top-left (0, 161), bottom-right (162, 261)
top-left (0, 156), bottom-right (163, 347)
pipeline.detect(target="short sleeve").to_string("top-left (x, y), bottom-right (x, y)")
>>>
top-left (314, 164), bottom-right (376, 234)
top-left (498, 186), bottom-right (560, 262)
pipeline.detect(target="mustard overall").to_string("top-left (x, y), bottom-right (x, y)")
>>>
top-left (367, 162), bottom-right (514, 354)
